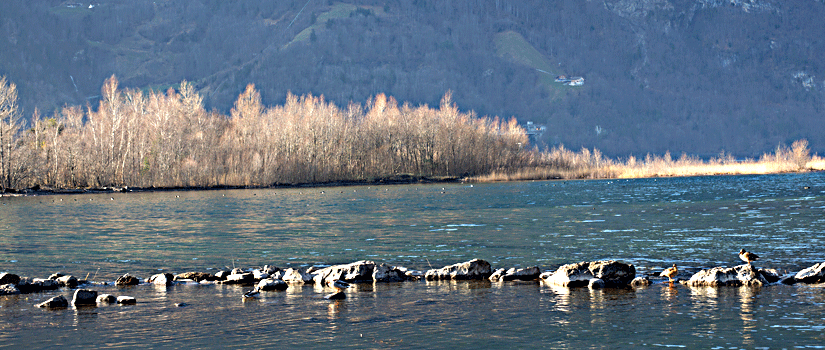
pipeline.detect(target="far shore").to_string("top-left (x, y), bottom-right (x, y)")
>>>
top-left (2, 160), bottom-right (822, 198)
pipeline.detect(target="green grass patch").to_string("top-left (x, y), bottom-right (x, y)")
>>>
top-left (286, 3), bottom-right (384, 48)
top-left (494, 31), bottom-right (576, 93)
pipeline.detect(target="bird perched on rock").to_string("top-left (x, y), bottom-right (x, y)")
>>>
top-left (660, 264), bottom-right (678, 283)
top-left (739, 249), bottom-right (759, 266)
top-left (324, 280), bottom-right (350, 300)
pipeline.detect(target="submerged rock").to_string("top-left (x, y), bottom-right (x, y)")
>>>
top-left (324, 291), bottom-right (346, 300)
top-left (96, 294), bottom-right (117, 303)
top-left (117, 296), bottom-right (137, 305)
top-left (37, 295), bottom-right (69, 308)
top-left (0, 283), bottom-right (21, 295)
top-left (17, 278), bottom-right (60, 293)
top-left (793, 262), bottom-right (825, 284)
top-left (489, 266), bottom-right (541, 282)
top-left (222, 272), bottom-right (254, 285)
top-left (425, 259), bottom-right (493, 281)
top-left (174, 272), bottom-right (216, 282)
top-left (630, 276), bottom-right (651, 287)
top-left (256, 278), bottom-right (288, 291)
top-left (72, 289), bottom-right (98, 306)
top-left (588, 278), bottom-right (605, 289)
top-left (686, 265), bottom-right (770, 287)
top-left (116, 274), bottom-right (140, 286)
top-left (541, 260), bottom-right (635, 287)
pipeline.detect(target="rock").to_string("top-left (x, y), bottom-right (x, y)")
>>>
top-left (794, 262), bottom-right (825, 284)
top-left (759, 268), bottom-right (781, 283)
top-left (174, 272), bottom-right (216, 282)
top-left (36, 295), bottom-right (69, 308)
top-left (72, 289), bottom-right (98, 306)
top-left (116, 274), bottom-right (140, 286)
top-left (281, 268), bottom-right (313, 284)
top-left (148, 273), bottom-right (175, 286)
top-left (56, 275), bottom-right (79, 288)
top-left (541, 260), bottom-right (635, 287)
top-left (252, 270), bottom-right (269, 280)
top-left (0, 284), bottom-right (21, 295)
top-left (589, 278), bottom-right (605, 289)
top-left (324, 291), bottom-right (346, 300)
top-left (230, 268), bottom-right (245, 275)
top-left (222, 272), bottom-right (254, 284)
top-left (18, 278), bottom-right (60, 293)
top-left (214, 271), bottom-right (230, 280)
top-left (630, 276), bottom-right (651, 287)
top-left (256, 278), bottom-right (288, 291)
top-left (117, 296), bottom-right (137, 305)
top-left (687, 264), bottom-right (769, 287)
top-left (0, 272), bottom-right (21, 285)
top-left (48, 273), bottom-right (65, 280)
top-left (489, 266), bottom-right (541, 282)
top-left (261, 265), bottom-right (280, 275)
top-left (372, 263), bottom-right (407, 282)
top-left (96, 294), bottom-right (117, 303)
top-left (424, 259), bottom-right (493, 281)
top-left (314, 260), bottom-right (376, 285)
top-left (780, 275), bottom-right (797, 285)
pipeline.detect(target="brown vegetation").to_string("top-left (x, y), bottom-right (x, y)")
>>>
top-left (1, 76), bottom-right (527, 191)
top-left (0, 76), bottom-right (819, 192)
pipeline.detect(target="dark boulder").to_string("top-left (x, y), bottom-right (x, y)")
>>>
top-left (174, 272), bottom-right (216, 282)
top-left (0, 273), bottom-right (21, 285)
top-left (222, 272), bottom-right (254, 285)
top-left (372, 263), bottom-right (409, 282)
top-left (55, 275), bottom-right (79, 288)
top-left (489, 266), bottom-right (541, 282)
top-left (96, 294), bottom-right (117, 303)
top-left (72, 289), bottom-right (98, 306)
top-left (116, 274), bottom-right (140, 286)
top-left (256, 278), bottom-right (288, 291)
top-left (541, 260), bottom-right (635, 287)
top-left (36, 295), bottom-right (69, 308)
top-left (424, 259), bottom-right (493, 281)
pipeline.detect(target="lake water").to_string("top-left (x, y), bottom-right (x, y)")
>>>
top-left (1, 173), bottom-right (824, 349)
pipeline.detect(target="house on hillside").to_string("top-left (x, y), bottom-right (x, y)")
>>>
top-left (523, 121), bottom-right (546, 144)
top-left (554, 75), bottom-right (584, 86)
top-left (566, 77), bottom-right (585, 86)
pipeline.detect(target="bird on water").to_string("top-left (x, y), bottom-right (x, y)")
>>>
top-left (660, 264), bottom-right (678, 283)
top-left (242, 288), bottom-right (260, 300)
top-left (324, 280), bottom-right (350, 300)
top-left (739, 249), bottom-right (759, 266)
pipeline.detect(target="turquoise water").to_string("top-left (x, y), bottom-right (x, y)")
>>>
top-left (1, 173), bottom-right (824, 348)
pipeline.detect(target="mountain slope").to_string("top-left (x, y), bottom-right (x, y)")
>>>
top-left (1, 0), bottom-right (823, 157)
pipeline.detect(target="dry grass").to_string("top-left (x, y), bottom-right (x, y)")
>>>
top-left (470, 141), bottom-right (821, 182)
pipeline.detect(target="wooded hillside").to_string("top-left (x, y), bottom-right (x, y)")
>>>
top-left (1, 0), bottom-right (823, 157)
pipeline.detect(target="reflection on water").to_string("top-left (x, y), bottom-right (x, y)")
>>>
top-left (1, 172), bottom-right (825, 348)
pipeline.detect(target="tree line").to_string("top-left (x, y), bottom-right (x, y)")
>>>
top-left (0, 75), bottom-right (529, 191)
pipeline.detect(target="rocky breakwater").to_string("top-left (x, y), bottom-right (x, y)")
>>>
top-left (540, 260), bottom-right (636, 288)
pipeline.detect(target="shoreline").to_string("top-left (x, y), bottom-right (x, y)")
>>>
top-left (0, 174), bottom-right (463, 197)
top-left (3, 167), bottom-right (822, 198)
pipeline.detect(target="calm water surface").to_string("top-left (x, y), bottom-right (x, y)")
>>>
top-left (1, 173), bottom-right (824, 348)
